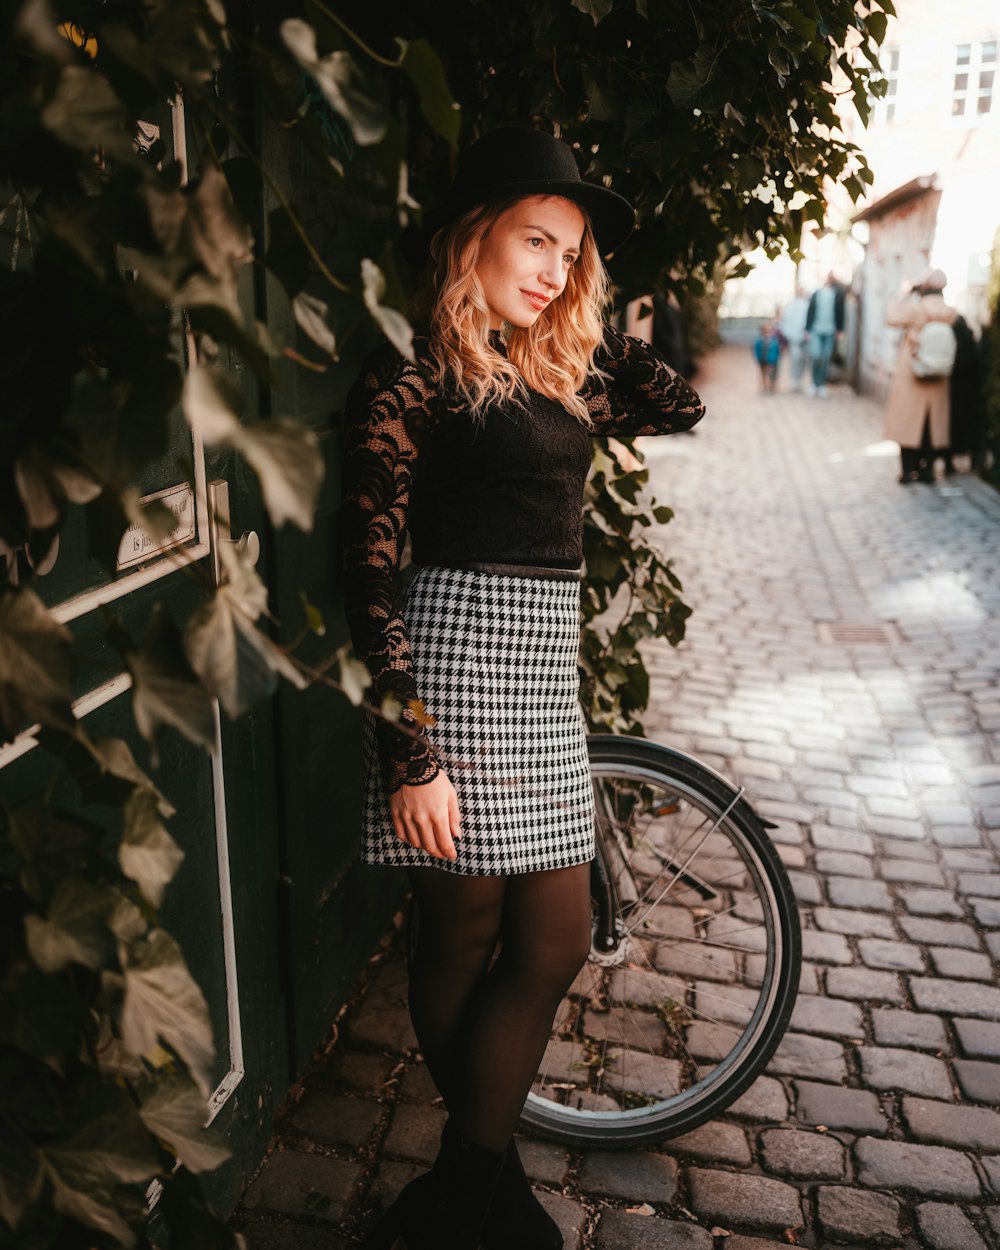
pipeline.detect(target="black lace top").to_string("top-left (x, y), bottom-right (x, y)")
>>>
top-left (341, 327), bottom-right (705, 793)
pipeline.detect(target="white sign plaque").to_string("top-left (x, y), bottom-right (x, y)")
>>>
top-left (116, 482), bottom-right (197, 571)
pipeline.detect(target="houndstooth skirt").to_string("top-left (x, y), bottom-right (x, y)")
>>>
top-left (360, 565), bottom-right (595, 875)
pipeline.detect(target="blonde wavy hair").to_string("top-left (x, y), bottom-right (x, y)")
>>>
top-left (420, 196), bottom-right (610, 424)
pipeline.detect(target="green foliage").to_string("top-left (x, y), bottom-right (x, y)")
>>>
top-left (351, 0), bottom-right (892, 295)
top-left (580, 442), bottom-right (690, 734)
top-left (0, 722), bottom-right (236, 1250)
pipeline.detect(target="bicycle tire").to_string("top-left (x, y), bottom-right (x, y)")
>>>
top-left (520, 734), bottom-right (802, 1148)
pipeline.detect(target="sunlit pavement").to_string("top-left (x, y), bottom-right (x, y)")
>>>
top-left (232, 346), bottom-right (1000, 1249)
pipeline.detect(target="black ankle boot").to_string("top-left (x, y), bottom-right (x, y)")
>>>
top-left (360, 1172), bottom-right (436, 1250)
top-left (481, 1138), bottom-right (563, 1250)
top-left (364, 1123), bottom-right (506, 1250)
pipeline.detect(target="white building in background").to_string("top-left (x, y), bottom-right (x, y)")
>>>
top-left (844, 0), bottom-right (999, 398)
top-left (719, 1), bottom-right (998, 391)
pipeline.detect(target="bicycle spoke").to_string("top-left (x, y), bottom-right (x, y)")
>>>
top-left (623, 788), bottom-right (747, 933)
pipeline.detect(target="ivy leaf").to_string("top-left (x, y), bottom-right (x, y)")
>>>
top-left (184, 585), bottom-right (274, 718)
top-left (120, 928), bottom-right (215, 1096)
top-left (852, 83), bottom-right (871, 127)
top-left (93, 1014), bottom-right (147, 1083)
top-left (582, 71), bottom-right (623, 122)
top-left (335, 643), bottom-right (371, 705)
top-left (380, 694), bottom-right (402, 723)
top-left (361, 258), bottom-right (414, 362)
top-left (8, 800), bottom-right (100, 899)
top-left (866, 10), bottom-right (888, 43)
top-left (40, 64), bottom-right (139, 167)
top-left (44, 731), bottom-right (176, 817)
top-left (570, 0), bottom-right (614, 23)
top-left (736, 154), bottom-right (766, 192)
top-left (181, 363), bottom-right (243, 445)
top-left (666, 46), bottom-right (717, 108)
top-left (293, 292), bottom-right (338, 358)
top-left (16, 0), bottom-right (73, 61)
top-left (1, 960), bottom-right (83, 1064)
top-left (107, 892), bottom-right (148, 944)
top-left (24, 878), bottom-right (116, 974)
top-left (139, 1075), bottom-right (231, 1173)
top-left (280, 20), bottom-right (388, 146)
top-left (0, 1125), bottom-right (41, 1230)
top-left (185, 542), bottom-right (305, 717)
top-left (0, 588), bottom-right (75, 743)
top-left (136, 163), bottom-right (254, 344)
top-left (239, 419), bottom-right (324, 531)
top-left (183, 366), bottom-right (324, 530)
top-left (769, 47), bottom-right (790, 79)
top-left (98, 5), bottom-right (223, 90)
top-left (14, 459), bottom-right (59, 529)
top-left (47, 456), bottom-right (103, 505)
top-left (398, 39), bottom-right (460, 145)
top-left (119, 606), bottom-right (216, 758)
top-left (782, 8), bottom-right (818, 40)
top-left (120, 789), bottom-right (186, 908)
top-left (39, 1087), bottom-right (161, 1247)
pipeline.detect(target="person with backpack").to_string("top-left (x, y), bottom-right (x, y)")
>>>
top-left (884, 268), bottom-right (957, 484)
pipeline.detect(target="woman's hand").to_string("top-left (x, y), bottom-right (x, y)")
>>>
top-left (389, 771), bottom-right (462, 861)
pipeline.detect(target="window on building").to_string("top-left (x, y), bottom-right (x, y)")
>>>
top-left (951, 40), bottom-right (996, 118)
top-left (873, 46), bottom-right (900, 124)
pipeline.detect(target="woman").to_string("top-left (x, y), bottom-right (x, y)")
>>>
top-left (884, 268), bottom-right (957, 484)
top-left (341, 127), bottom-right (705, 1250)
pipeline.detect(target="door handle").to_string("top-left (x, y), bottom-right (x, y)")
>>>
top-left (207, 479), bottom-right (260, 587)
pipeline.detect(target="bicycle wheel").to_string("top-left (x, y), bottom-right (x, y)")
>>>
top-left (520, 734), bottom-right (801, 1147)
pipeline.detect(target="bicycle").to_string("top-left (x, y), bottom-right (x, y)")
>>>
top-left (519, 733), bottom-right (802, 1147)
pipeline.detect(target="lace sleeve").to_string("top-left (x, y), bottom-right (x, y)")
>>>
top-left (582, 326), bottom-right (706, 436)
top-left (341, 343), bottom-right (441, 793)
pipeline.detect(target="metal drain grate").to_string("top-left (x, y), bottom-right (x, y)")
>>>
top-left (817, 622), bottom-right (903, 646)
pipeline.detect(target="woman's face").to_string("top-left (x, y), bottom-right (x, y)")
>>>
top-left (474, 195), bottom-right (586, 331)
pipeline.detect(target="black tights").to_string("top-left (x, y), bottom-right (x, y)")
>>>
top-left (407, 863), bottom-right (592, 1153)
top-left (901, 412), bottom-right (951, 480)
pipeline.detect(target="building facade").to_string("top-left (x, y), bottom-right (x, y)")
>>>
top-left (848, 0), bottom-right (999, 398)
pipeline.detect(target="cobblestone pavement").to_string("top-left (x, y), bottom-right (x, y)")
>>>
top-left (232, 347), bottom-right (1000, 1250)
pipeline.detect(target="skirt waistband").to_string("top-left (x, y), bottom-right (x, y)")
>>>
top-left (452, 561), bottom-right (583, 582)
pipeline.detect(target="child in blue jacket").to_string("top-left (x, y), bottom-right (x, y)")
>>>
top-left (753, 322), bottom-right (781, 393)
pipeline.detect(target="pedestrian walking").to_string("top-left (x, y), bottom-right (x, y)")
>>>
top-left (340, 126), bottom-right (705, 1250)
top-left (753, 321), bottom-right (781, 393)
top-left (804, 271), bottom-right (846, 397)
top-left (779, 285), bottom-right (810, 392)
top-left (884, 268), bottom-right (957, 484)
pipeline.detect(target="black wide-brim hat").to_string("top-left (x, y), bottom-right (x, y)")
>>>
top-left (399, 127), bottom-right (635, 266)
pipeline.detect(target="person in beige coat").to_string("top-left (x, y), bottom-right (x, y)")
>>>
top-left (884, 268), bottom-right (957, 484)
